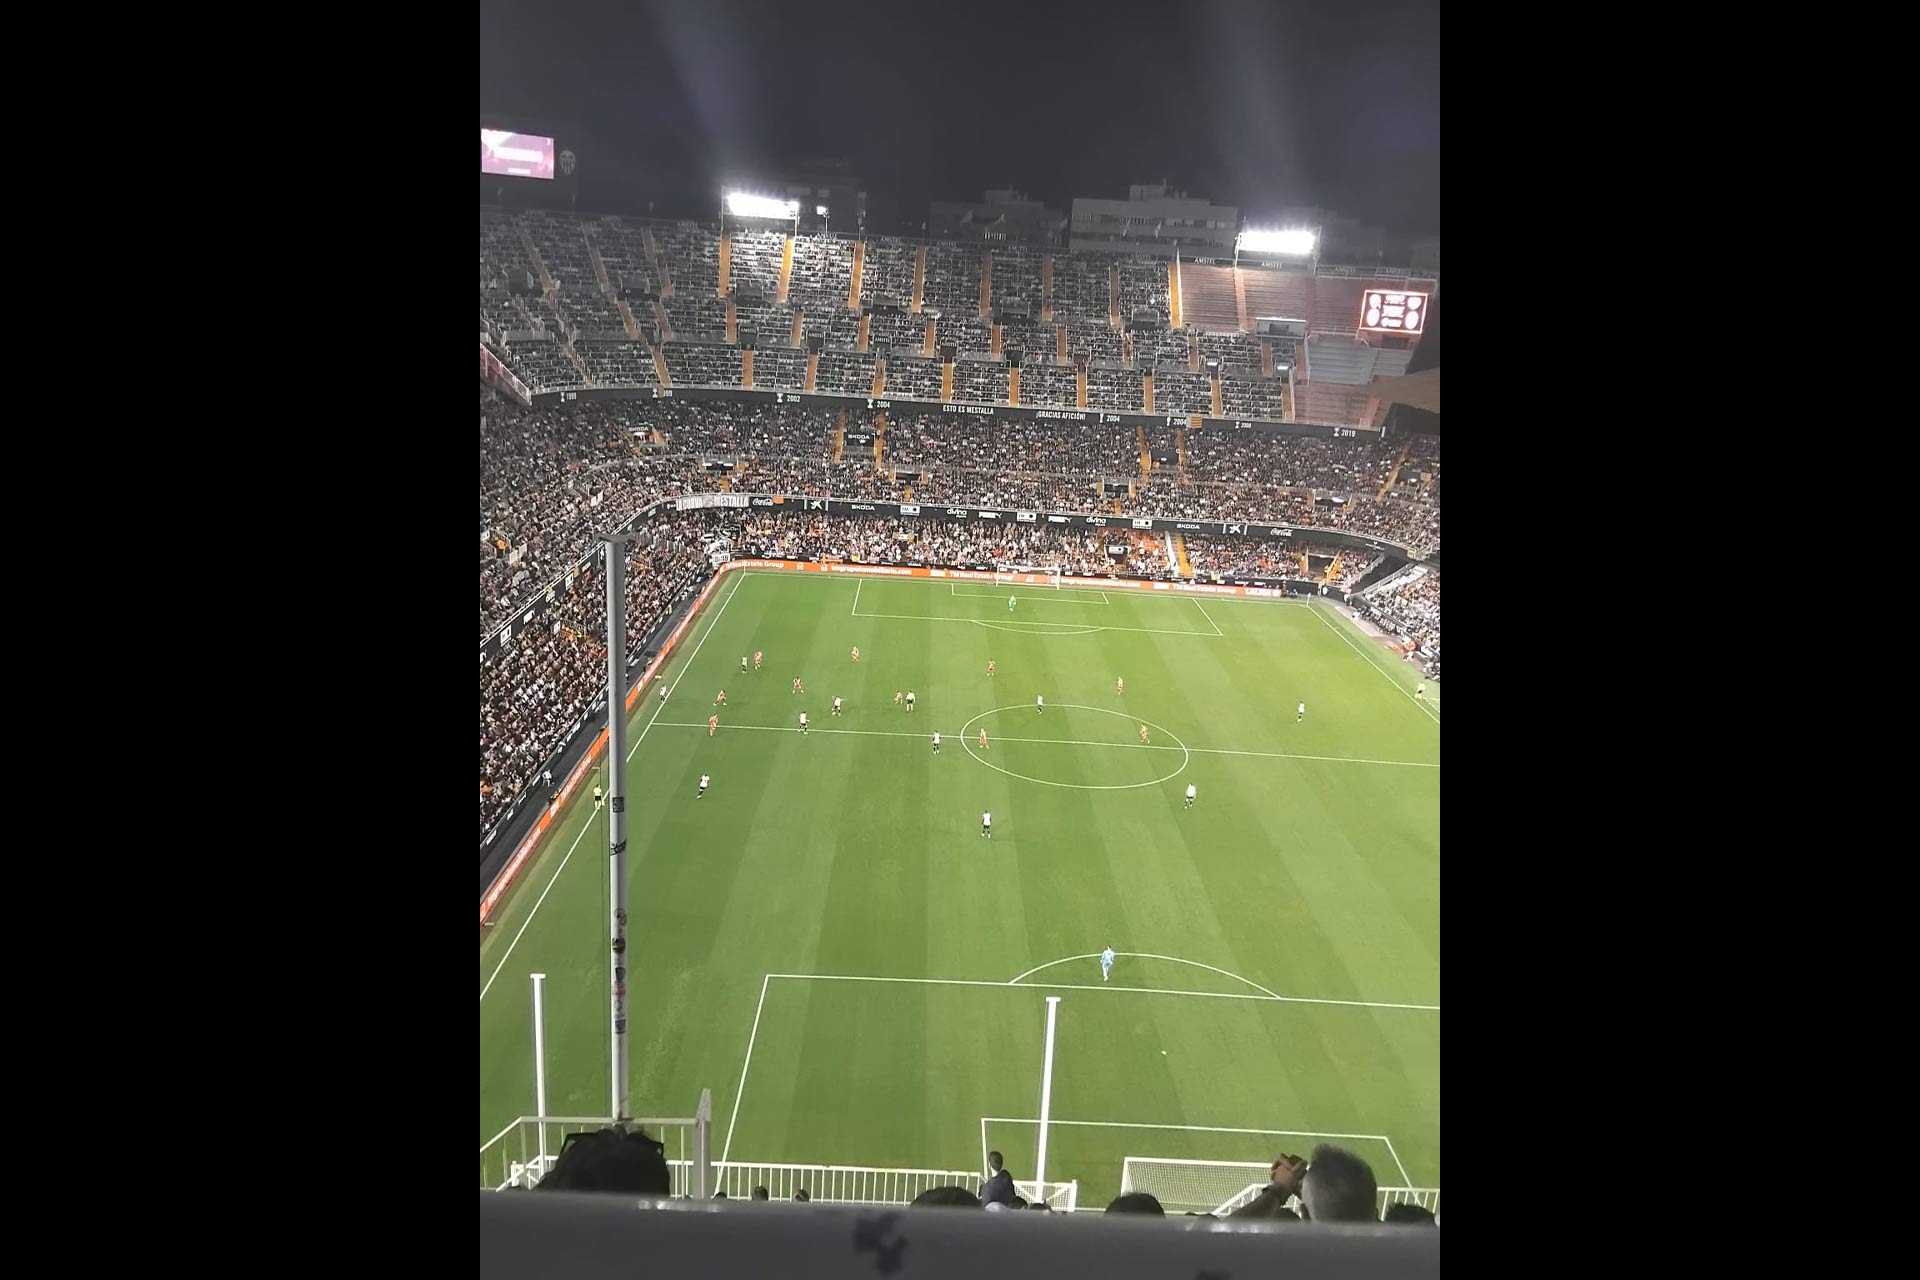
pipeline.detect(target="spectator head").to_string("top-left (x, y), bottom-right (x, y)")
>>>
top-left (1300, 1145), bottom-right (1378, 1223)
top-left (536, 1127), bottom-right (669, 1194)
top-left (713, 1191), bottom-right (727, 1199)
top-left (987, 1150), bottom-right (1004, 1173)
top-left (1382, 1203), bottom-right (1436, 1226)
top-left (911, 1186), bottom-right (983, 1209)
top-left (1105, 1192), bottom-right (1165, 1215)
top-left (793, 1189), bottom-right (811, 1202)
top-left (751, 1186), bottom-right (770, 1201)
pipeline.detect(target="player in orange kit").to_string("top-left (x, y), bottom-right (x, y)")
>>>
top-left (708, 715), bottom-right (719, 736)
top-left (754, 650), bottom-right (763, 670)
top-left (851, 645), bottom-right (860, 663)
top-left (986, 660), bottom-right (996, 676)
top-left (792, 676), bottom-right (803, 694)
top-left (978, 729), bottom-right (989, 751)
top-left (894, 690), bottom-right (904, 706)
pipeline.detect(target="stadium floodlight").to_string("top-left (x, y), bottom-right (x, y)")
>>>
top-left (1237, 227), bottom-right (1317, 256)
top-left (725, 191), bottom-right (800, 220)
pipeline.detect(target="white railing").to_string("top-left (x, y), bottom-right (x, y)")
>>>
top-left (1213, 1183), bottom-right (1440, 1218)
top-left (702, 1163), bottom-right (1000, 1206)
top-left (1013, 1178), bottom-right (1081, 1211)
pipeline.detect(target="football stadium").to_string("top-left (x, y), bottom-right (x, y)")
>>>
top-left (481, 2), bottom-right (1438, 1270)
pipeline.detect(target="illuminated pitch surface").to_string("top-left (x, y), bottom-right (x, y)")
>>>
top-left (479, 570), bottom-right (1439, 1203)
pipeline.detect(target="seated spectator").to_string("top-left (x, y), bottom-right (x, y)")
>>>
top-left (979, 1150), bottom-right (1016, 1207)
top-left (793, 1189), bottom-right (811, 1202)
top-left (1105, 1192), bottom-right (1165, 1215)
top-left (751, 1186), bottom-right (770, 1201)
top-left (1382, 1203), bottom-right (1436, 1225)
top-left (910, 1186), bottom-right (982, 1208)
top-left (535, 1126), bottom-right (670, 1194)
top-left (1299, 1144), bottom-right (1378, 1223)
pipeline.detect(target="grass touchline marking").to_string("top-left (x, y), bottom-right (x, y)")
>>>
top-left (1380, 1135), bottom-right (1414, 1187)
top-left (852, 607), bottom-right (1214, 639)
top-left (649, 720), bottom-right (1437, 769)
top-left (479, 818), bottom-right (596, 1002)
top-left (480, 573), bottom-right (749, 1005)
top-left (1194, 598), bottom-right (1224, 637)
top-left (720, 974), bottom-right (771, 1166)
top-left (763, 971), bottom-right (1438, 1012)
top-left (1307, 603), bottom-right (1439, 724)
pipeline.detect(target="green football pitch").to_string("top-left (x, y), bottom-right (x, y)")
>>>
top-left (479, 569), bottom-right (1439, 1205)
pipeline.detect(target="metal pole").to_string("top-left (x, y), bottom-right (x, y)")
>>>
top-left (604, 536), bottom-right (632, 1122)
top-left (1034, 995), bottom-right (1061, 1204)
top-left (532, 972), bottom-right (549, 1174)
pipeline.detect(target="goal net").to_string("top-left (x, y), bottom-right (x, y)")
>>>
top-left (994, 565), bottom-right (1062, 588)
top-left (1119, 1158), bottom-right (1272, 1215)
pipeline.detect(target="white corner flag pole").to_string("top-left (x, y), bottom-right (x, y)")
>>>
top-left (532, 972), bottom-right (550, 1174)
top-left (1033, 995), bottom-right (1062, 1204)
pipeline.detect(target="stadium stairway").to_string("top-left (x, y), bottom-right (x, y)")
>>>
top-left (1261, 339), bottom-right (1275, 378)
top-left (717, 233), bottom-right (731, 297)
top-left (912, 247), bottom-right (927, 312)
top-left (1137, 427), bottom-right (1150, 480)
top-left (847, 242), bottom-right (864, 309)
top-left (652, 347), bottom-right (671, 387)
top-left (741, 350), bottom-right (754, 388)
top-left (833, 410), bottom-right (845, 461)
top-left (586, 232), bottom-right (614, 293)
top-left (1142, 371), bottom-right (1154, 413)
top-left (857, 313), bottom-right (871, 352)
top-left (1377, 443), bottom-right (1410, 499)
top-left (1211, 374), bottom-right (1223, 417)
top-left (1322, 551), bottom-right (1345, 585)
top-left (1176, 427), bottom-right (1189, 480)
top-left (1174, 532), bottom-right (1193, 577)
top-left (1109, 264), bottom-right (1121, 325)
top-left (1235, 269), bottom-right (1250, 330)
top-left (1123, 331), bottom-right (1135, 368)
top-left (874, 414), bottom-right (886, 465)
top-left (1008, 367), bottom-right (1020, 405)
top-left (641, 228), bottom-right (666, 293)
top-left (980, 250), bottom-right (992, 317)
top-left (727, 301), bottom-right (738, 344)
top-left (1168, 257), bottom-right (1182, 328)
top-left (790, 311), bottom-right (805, 346)
top-left (616, 299), bottom-right (642, 340)
top-left (872, 359), bottom-right (886, 396)
top-left (654, 300), bottom-right (674, 342)
top-left (940, 363), bottom-right (953, 401)
top-left (991, 323), bottom-right (1002, 356)
top-left (1189, 329), bottom-right (1201, 373)
top-left (563, 341), bottom-right (592, 385)
top-left (1057, 326), bottom-right (1068, 363)
top-left (804, 352), bottom-right (818, 392)
top-left (777, 235), bottom-right (793, 303)
top-left (924, 317), bottom-right (937, 356)
top-left (1077, 369), bottom-right (1088, 407)
top-left (1040, 255), bottom-right (1054, 319)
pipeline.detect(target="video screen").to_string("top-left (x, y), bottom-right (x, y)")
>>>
top-left (481, 130), bottom-right (556, 180)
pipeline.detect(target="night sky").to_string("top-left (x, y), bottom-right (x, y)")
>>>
top-left (481, 0), bottom-right (1438, 236)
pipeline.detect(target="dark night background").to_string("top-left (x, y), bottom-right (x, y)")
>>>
top-left (481, 0), bottom-right (1438, 239)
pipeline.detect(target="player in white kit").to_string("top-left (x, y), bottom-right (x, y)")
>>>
top-left (932, 731), bottom-right (941, 754)
top-left (906, 691), bottom-right (916, 713)
top-left (698, 774), bottom-right (709, 798)
top-left (1416, 681), bottom-right (1426, 699)
top-left (833, 696), bottom-right (843, 717)
top-left (1297, 701), bottom-right (1305, 722)
top-left (1101, 947), bottom-right (1115, 982)
top-left (981, 810), bottom-right (992, 839)
top-left (799, 711), bottom-right (809, 734)
top-left (1185, 783), bottom-right (1196, 809)
top-left (1036, 694), bottom-right (1044, 714)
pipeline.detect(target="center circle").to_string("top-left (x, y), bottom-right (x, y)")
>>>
top-left (959, 703), bottom-right (1191, 791)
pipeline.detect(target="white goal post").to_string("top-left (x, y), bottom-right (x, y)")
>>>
top-left (1120, 1157), bottom-right (1272, 1215)
top-left (994, 565), bottom-right (1062, 588)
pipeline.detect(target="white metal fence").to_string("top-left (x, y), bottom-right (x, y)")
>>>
top-left (1121, 1156), bottom-right (1437, 1219)
top-left (480, 1094), bottom-right (712, 1194)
